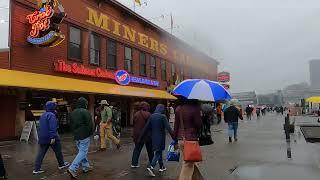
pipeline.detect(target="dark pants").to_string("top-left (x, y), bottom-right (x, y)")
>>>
top-left (217, 114), bottom-right (222, 124)
top-left (150, 150), bottom-right (163, 168)
top-left (0, 154), bottom-right (6, 177)
top-left (35, 140), bottom-right (65, 171)
top-left (131, 141), bottom-right (153, 166)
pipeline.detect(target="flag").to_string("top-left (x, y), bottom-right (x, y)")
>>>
top-left (135, 0), bottom-right (141, 6)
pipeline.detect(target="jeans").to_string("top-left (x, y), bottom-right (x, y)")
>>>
top-left (228, 122), bottom-right (239, 138)
top-left (34, 140), bottom-right (65, 171)
top-left (0, 154), bottom-right (6, 177)
top-left (131, 141), bottom-right (153, 166)
top-left (150, 150), bottom-right (163, 168)
top-left (100, 122), bottom-right (120, 149)
top-left (69, 137), bottom-right (91, 172)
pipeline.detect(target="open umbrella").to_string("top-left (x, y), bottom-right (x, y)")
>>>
top-left (172, 79), bottom-right (231, 102)
top-left (306, 96), bottom-right (320, 103)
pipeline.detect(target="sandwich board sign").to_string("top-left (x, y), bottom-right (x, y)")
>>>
top-left (20, 121), bottom-right (38, 142)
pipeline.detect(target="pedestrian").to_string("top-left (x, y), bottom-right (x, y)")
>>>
top-left (245, 105), bottom-right (252, 120)
top-left (0, 153), bottom-right (7, 179)
top-left (67, 97), bottom-right (94, 179)
top-left (140, 104), bottom-right (176, 177)
top-left (256, 107), bottom-right (261, 119)
top-left (99, 100), bottom-right (120, 151)
top-left (33, 101), bottom-right (69, 174)
top-left (216, 103), bottom-right (222, 124)
top-left (131, 102), bottom-right (153, 168)
top-left (174, 99), bottom-right (204, 180)
top-left (224, 100), bottom-right (243, 143)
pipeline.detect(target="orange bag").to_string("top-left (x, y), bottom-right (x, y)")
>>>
top-left (180, 108), bottom-right (202, 162)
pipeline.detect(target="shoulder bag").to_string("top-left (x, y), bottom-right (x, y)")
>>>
top-left (180, 107), bottom-right (202, 162)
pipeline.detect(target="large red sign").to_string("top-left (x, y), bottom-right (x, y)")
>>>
top-left (217, 72), bottom-right (230, 83)
top-left (54, 60), bottom-right (114, 80)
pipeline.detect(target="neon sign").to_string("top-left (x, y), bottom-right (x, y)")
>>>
top-left (26, 0), bottom-right (66, 47)
top-left (54, 60), bottom-right (114, 80)
top-left (54, 60), bottom-right (159, 87)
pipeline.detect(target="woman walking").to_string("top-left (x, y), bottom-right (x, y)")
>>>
top-left (131, 102), bottom-right (153, 168)
top-left (174, 99), bottom-right (204, 180)
top-left (140, 104), bottom-right (176, 177)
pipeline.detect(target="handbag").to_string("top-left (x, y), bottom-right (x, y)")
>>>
top-left (166, 141), bottom-right (180, 162)
top-left (198, 116), bottom-right (214, 146)
top-left (180, 108), bottom-right (202, 162)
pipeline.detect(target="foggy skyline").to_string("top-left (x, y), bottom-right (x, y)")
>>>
top-left (2, 0), bottom-right (320, 93)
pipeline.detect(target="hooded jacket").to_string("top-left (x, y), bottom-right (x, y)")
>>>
top-left (70, 97), bottom-right (93, 140)
top-left (140, 104), bottom-right (175, 151)
top-left (224, 105), bottom-right (243, 123)
top-left (132, 102), bottom-right (151, 144)
top-left (38, 101), bottom-right (59, 144)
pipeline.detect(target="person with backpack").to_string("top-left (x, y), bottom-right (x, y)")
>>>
top-left (131, 102), bottom-right (153, 168)
top-left (67, 97), bottom-right (94, 179)
top-left (33, 101), bottom-right (69, 174)
top-left (99, 100), bottom-right (120, 151)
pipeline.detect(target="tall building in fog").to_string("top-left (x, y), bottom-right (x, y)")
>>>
top-left (309, 60), bottom-right (320, 89)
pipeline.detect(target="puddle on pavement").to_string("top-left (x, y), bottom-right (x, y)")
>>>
top-left (231, 164), bottom-right (320, 180)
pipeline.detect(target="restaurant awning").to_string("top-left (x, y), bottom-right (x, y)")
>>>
top-left (0, 69), bottom-right (176, 100)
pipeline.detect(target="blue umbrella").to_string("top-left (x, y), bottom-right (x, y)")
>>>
top-left (172, 79), bottom-right (231, 102)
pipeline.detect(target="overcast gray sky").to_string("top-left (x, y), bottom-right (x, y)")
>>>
top-left (1, 0), bottom-right (320, 93)
top-left (118, 0), bottom-right (320, 93)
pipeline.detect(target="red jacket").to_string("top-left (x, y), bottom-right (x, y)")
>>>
top-left (133, 110), bottom-right (151, 143)
top-left (174, 104), bottom-right (203, 141)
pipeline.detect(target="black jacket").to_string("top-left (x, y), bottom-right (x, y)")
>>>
top-left (224, 106), bottom-right (243, 123)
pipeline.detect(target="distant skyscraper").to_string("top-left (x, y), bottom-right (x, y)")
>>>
top-left (310, 60), bottom-right (320, 89)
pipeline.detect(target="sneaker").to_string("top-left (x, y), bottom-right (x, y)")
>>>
top-left (147, 167), bottom-right (156, 177)
top-left (58, 162), bottom-right (70, 170)
top-left (83, 166), bottom-right (94, 173)
top-left (33, 169), bottom-right (44, 174)
top-left (131, 165), bottom-right (140, 168)
top-left (159, 167), bottom-right (167, 172)
top-left (67, 169), bottom-right (78, 179)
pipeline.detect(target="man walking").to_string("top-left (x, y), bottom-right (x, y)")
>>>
top-left (224, 100), bottom-right (243, 143)
top-left (68, 97), bottom-right (94, 179)
top-left (33, 101), bottom-right (69, 174)
top-left (99, 100), bottom-right (120, 151)
top-left (245, 105), bottom-right (252, 120)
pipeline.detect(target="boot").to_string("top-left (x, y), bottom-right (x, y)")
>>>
top-left (229, 137), bottom-right (232, 143)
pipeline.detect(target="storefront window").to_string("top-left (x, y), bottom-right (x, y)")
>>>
top-left (107, 39), bottom-right (117, 69)
top-left (150, 56), bottom-right (157, 78)
top-left (68, 27), bottom-right (81, 60)
top-left (140, 52), bottom-right (146, 76)
top-left (161, 59), bottom-right (167, 81)
top-left (90, 33), bottom-right (100, 65)
top-left (124, 47), bottom-right (132, 73)
top-left (171, 63), bottom-right (176, 83)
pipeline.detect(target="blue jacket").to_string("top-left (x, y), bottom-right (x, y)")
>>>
top-left (38, 101), bottom-right (59, 144)
top-left (141, 104), bottom-right (175, 151)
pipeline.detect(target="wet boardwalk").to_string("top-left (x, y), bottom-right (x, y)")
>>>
top-left (1, 113), bottom-right (320, 179)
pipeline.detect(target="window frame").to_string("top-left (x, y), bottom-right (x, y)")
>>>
top-left (68, 26), bottom-right (82, 61)
top-left (124, 46), bottom-right (133, 73)
top-left (161, 59), bottom-right (167, 81)
top-left (139, 52), bottom-right (147, 76)
top-left (171, 63), bottom-right (176, 83)
top-left (150, 55), bottom-right (157, 79)
top-left (107, 39), bottom-right (117, 70)
top-left (89, 33), bottom-right (100, 66)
